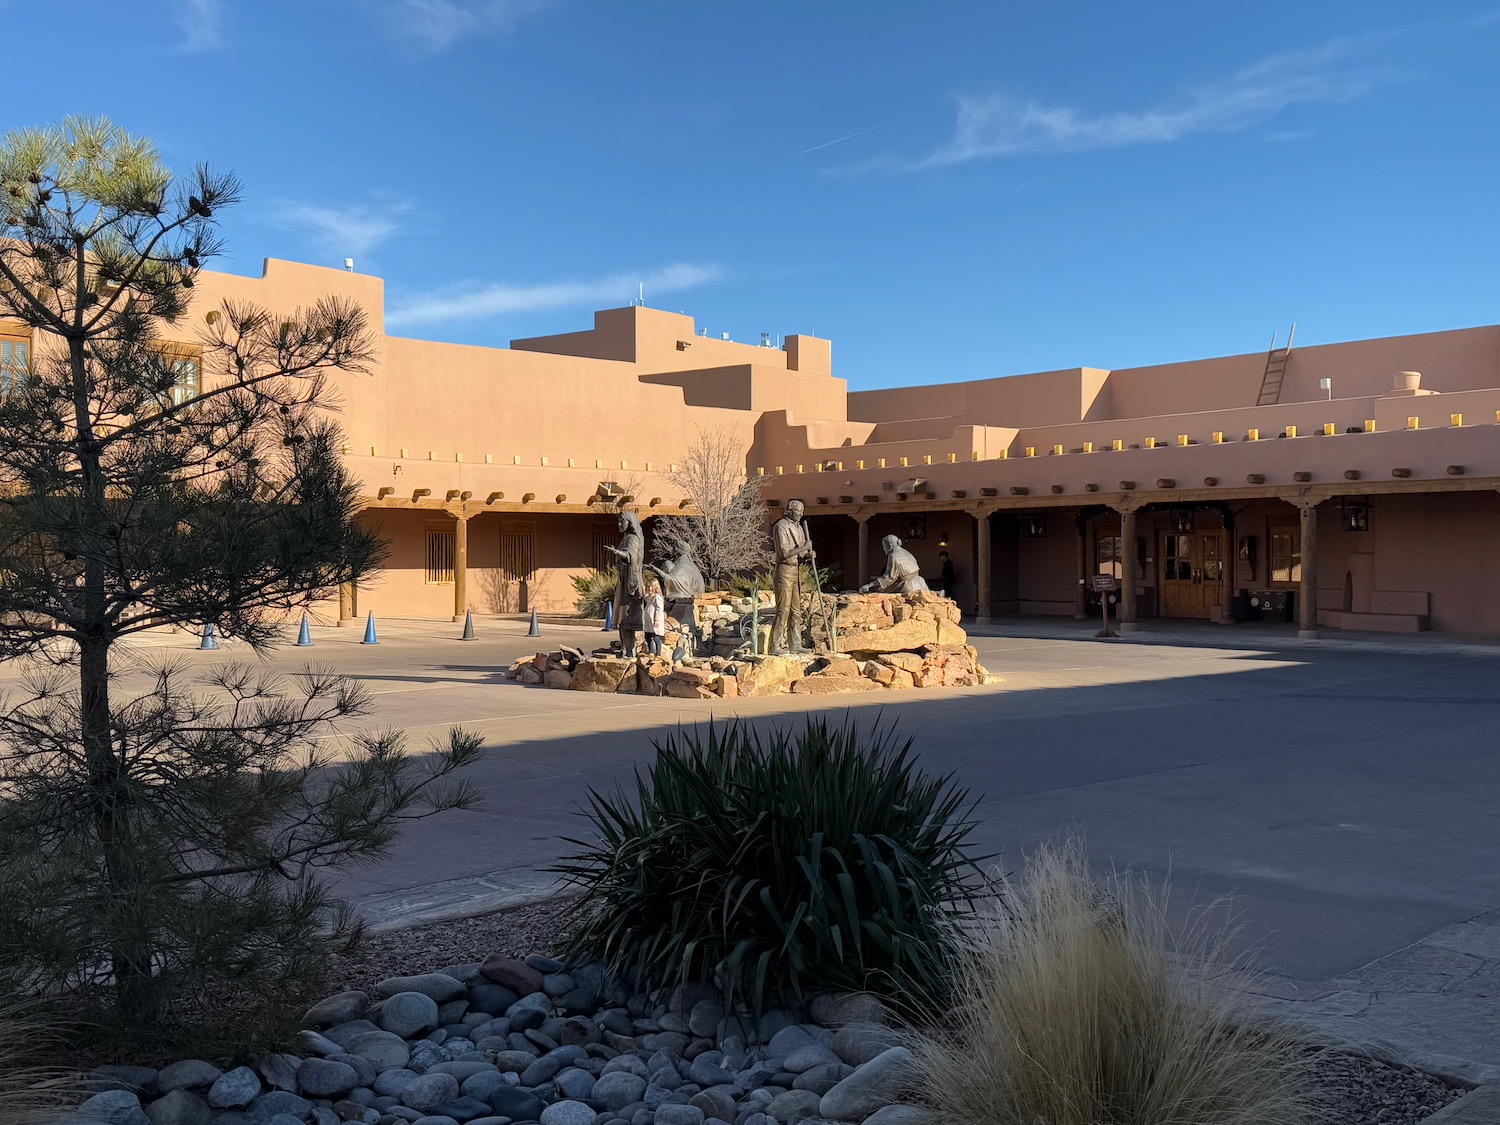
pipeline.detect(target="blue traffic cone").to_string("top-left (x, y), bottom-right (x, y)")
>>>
top-left (460, 609), bottom-right (476, 640)
top-left (603, 601), bottom-right (614, 631)
top-left (296, 612), bottom-right (312, 647)
top-left (361, 611), bottom-right (378, 645)
top-left (527, 609), bottom-right (541, 637)
top-left (198, 624), bottom-right (218, 650)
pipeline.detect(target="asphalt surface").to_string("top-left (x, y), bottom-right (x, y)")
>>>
top-left (18, 615), bottom-right (1500, 1081)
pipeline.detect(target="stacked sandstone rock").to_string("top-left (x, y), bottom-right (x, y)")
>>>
top-left (508, 593), bottom-right (998, 698)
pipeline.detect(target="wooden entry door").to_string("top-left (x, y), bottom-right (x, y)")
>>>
top-left (1160, 530), bottom-right (1224, 618)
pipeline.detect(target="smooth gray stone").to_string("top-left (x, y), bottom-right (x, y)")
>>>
top-left (304, 992), bottom-right (371, 1029)
top-left (258, 1057), bottom-right (302, 1095)
top-left (591, 1073), bottom-right (646, 1112)
top-left (686, 1058), bottom-right (732, 1087)
top-left (817, 1048), bottom-right (913, 1122)
top-left (861, 1106), bottom-right (930, 1125)
top-left (399, 1074), bottom-right (459, 1114)
top-left (653, 1105), bottom-right (705, 1125)
top-left (328, 1055), bottom-right (378, 1090)
top-left (324, 1022), bottom-right (381, 1049)
top-left (765, 1089), bottom-right (822, 1125)
top-left (77, 1091), bottom-right (150, 1125)
top-left (600, 1056), bottom-right (648, 1079)
top-left (688, 1086), bottom-right (735, 1121)
top-left (830, 1024), bottom-right (902, 1068)
top-left (298, 1060), bottom-right (359, 1099)
top-left (345, 1032), bottom-right (411, 1071)
top-left (157, 1063), bottom-right (223, 1095)
top-left (783, 1046), bottom-right (840, 1075)
top-left (423, 1064), bottom-right (494, 1083)
top-left (374, 975), bottom-right (467, 1004)
top-left (766, 1026), bottom-right (814, 1058)
top-left (466, 986), bottom-right (518, 1018)
top-left (207, 1068), bottom-right (262, 1110)
top-left (311, 1107), bottom-right (340, 1125)
top-left (439, 964), bottom-right (483, 985)
top-left (687, 1001), bottom-right (724, 1039)
top-left (381, 993), bottom-right (441, 1039)
top-left (299, 1030), bottom-right (345, 1058)
top-left (426, 1097), bottom-right (491, 1123)
top-left (457, 1073), bottom-right (511, 1103)
top-left (537, 1102), bottom-right (593, 1125)
top-left (552, 1067), bottom-right (593, 1101)
top-left (372, 1070), bottom-right (418, 1098)
top-left (246, 1092), bottom-right (313, 1124)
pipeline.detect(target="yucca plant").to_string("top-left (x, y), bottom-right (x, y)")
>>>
top-left (571, 567), bottom-right (618, 618)
top-left (551, 717), bottom-right (984, 1017)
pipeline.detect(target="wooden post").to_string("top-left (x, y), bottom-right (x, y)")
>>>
top-left (1074, 511), bottom-right (1089, 619)
top-left (1298, 499), bottom-right (1319, 638)
top-left (453, 510), bottom-right (469, 622)
top-left (976, 511), bottom-right (992, 624)
top-left (857, 515), bottom-right (870, 589)
top-left (337, 582), bottom-right (353, 627)
top-left (1119, 506), bottom-right (1138, 632)
top-left (1220, 508), bottom-right (1236, 625)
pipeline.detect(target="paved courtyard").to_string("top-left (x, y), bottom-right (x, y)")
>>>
top-left (39, 616), bottom-right (1500, 1083)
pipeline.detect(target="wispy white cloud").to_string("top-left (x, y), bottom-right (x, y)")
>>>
top-left (172, 0), bottom-right (224, 52)
top-left (903, 37), bottom-right (1379, 170)
top-left (388, 263), bottom-right (725, 328)
top-left (272, 201), bottom-right (409, 261)
top-left (378, 0), bottom-right (557, 52)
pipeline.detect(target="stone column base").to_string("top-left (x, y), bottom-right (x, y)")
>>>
top-left (1120, 621), bottom-right (1141, 633)
top-left (1298, 628), bottom-right (1320, 640)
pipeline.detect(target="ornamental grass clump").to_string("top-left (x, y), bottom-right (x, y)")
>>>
top-left (911, 839), bottom-right (1321, 1125)
top-left (552, 716), bottom-right (983, 1016)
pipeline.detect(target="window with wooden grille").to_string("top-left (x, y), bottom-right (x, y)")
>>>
top-left (1270, 527), bottom-right (1301, 585)
top-left (592, 527), bottom-right (616, 572)
top-left (0, 335), bottom-right (29, 396)
top-left (500, 528), bottom-right (535, 582)
top-left (425, 529), bottom-right (456, 584)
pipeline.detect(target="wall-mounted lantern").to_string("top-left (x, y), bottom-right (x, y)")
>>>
top-left (1022, 515), bottom-right (1047, 539)
top-left (1173, 508), bottom-right (1196, 533)
top-left (1341, 497), bottom-right (1370, 532)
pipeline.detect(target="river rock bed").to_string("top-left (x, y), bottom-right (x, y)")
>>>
top-left (76, 958), bottom-right (926, 1125)
top-left (71, 897), bottom-right (1471, 1125)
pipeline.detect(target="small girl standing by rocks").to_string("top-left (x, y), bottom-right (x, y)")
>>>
top-left (643, 575), bottom-right (666, 657)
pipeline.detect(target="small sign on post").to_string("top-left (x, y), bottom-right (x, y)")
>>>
top-left (1091, 574), bottom-right (1119, 638)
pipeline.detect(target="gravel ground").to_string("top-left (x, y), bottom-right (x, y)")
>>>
top-left (328, 895), bottom-right (579, 992)
top-left (331, 896), bottom-right (1471, 1125)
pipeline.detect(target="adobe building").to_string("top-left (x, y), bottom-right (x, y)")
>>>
top-left (50, 257), bottom-right (1500, 637)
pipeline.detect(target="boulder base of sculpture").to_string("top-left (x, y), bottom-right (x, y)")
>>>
top-left (508, 592), bottom-right (998, 696)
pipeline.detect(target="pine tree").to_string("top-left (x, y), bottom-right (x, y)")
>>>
top-left (0, 118), bottom-right (481, 1050)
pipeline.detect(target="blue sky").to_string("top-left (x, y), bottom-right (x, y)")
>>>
top-left (12, 2), bottom-right (1500, 389)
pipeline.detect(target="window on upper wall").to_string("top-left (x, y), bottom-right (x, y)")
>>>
top-left (152, 344), bottom-right (201, 408)
top-left (1270, 527), bottom-right (1301, 584)
top-left (0, 334), bottom-right (30, 395)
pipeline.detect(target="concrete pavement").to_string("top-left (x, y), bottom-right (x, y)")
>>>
top-left (22, 613), bottom-right (1500, 1084)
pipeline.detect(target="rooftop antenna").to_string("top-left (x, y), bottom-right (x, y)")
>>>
top-left (343, 258), bottom-right (354, 272)
top-left (638, 282), bottom-right (644, 307)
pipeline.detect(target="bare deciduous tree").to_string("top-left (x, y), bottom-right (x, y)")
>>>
top-left (654, 427), bottom-right (769, 589)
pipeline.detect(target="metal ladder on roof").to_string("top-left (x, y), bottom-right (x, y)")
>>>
top-left (1256, 324), bottom-right (1295, 406)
